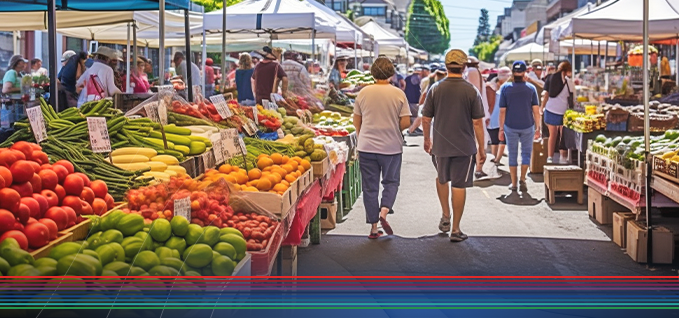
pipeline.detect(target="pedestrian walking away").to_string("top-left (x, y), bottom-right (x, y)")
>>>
top-left (498, 61), bottom-right (541, 192)
top-left (465, 56), bottom-right (491, 180)
top-left (486, 66), bottom-right (511, 166)
top-left (541, 61), bottom-right (573, 164)
top-left (353, 56), bottom-right (411, 239)
top-left (422, 49), bottom-right (486, 242)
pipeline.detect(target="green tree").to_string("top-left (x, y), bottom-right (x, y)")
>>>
top-left (469, 34), bottom-right (503, 63)
top-left (191, 0), bottom-right (242, 12)
top-left (474, 9), bottom-right (490, 46)
top-left (405, 0), bottom-right (450, 55)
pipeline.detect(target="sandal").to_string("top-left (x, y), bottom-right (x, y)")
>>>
top-left (439, 217), bottom-right (451, 233)
top-left (450, 231), bottom-right (468, 242)
top-left (379, 217), bottom-right (393, 235)
top-left (368, 230), bottom-right (384, 239)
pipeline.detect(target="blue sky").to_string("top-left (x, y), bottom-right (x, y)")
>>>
top-left (441, 0), bottom-right (514, 51)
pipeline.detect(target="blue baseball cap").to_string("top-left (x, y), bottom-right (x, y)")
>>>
top-left (512, 60), bottom-right (527, 73)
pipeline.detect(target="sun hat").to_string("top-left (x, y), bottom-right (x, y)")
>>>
top-left (94, 47), bottom-right (122, 61)
top-left (530, 59), bottom-right (543, 70)
top-left (445, 49), bottom-right (467, 67)
top-left (497, 66), bottom-right (512, 80)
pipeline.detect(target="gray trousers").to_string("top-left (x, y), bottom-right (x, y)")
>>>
top-left (359, 152), bottom-right (402, 224)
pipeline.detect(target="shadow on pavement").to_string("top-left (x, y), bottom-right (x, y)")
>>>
top-left (497, 191), bottom-right (543, 206)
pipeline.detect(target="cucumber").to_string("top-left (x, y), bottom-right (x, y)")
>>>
top-left (149, 131), bottom-right (192, 146)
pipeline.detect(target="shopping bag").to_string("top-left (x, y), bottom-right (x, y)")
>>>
top-left (85, 74), bottom-right (106, 102)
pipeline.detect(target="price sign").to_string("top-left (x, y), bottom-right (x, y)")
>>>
top-left (26, 106), bottom-right (47, 142)
top-left (242, 119), bottom-right (258, 136)
top-left (144, 103), bottom-right (160, 123)
top-left (221, 128), bottom-right (238, 158)
top-left (276, 128), bottom-right (285, 139)
top-left (174, 196), bottom-right (191, 220)
top-left (201, 151), bottom-right (215, 171)
top-left (252, 106), bottom-right (259, 124)
top-left (209, 95), bottom-right (233, 119)
top-left (158, 101), bottom-right (168, 125)
top-left (269, 94), bottom-right (279, 110)
top-left (210, 134), bottom-right (224, 164)
top-left (86, 117), bottom-right (111, 153)
top-left (237, 137), bottom-right (247, 156)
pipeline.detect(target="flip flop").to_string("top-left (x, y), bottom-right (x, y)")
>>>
top-left (449, 231), bottom-right (468, 242)
top-left (368, 230), bottom-right (384, 239)
top-left (379, 217), bottom-right (393, 235)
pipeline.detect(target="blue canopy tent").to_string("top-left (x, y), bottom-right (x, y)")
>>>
top-left (1, 0), bottom-right (195, 109)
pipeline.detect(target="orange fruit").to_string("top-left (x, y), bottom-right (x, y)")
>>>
top-left (285, 174), bottom-right (297, 183)
top-left (288, 160), bottom-right (299, 170)
top-left (273, 183), bottom-right (289, 192)
top-left (270, 173), bottom-right (282, 184)
top-left (206, 169), bottom-right (218, 176)
top-left (270, 153), bottom-right (283, 165)
top-left (281, 155), bottom-right (290, 164)
top-left (248, 168), bottom-right (262, 180)
top-left (232, 184), bottom-right (241, 191)
top-left (257, 157), bottom-right (274, 170)
top-left (298, 166), bottom-right (306, 174)
top-left (257, 154), bottom-right (268, 160)
top-left (292, 156), bottom-right (303, 164)
top-left (256, 178), bottom-right (272, 191)
top-left (295, 171), bottom-right (301, 177)
top-left (263, 166), bottom-right (273, 172)
top-left (231, 166), bottom-right (241, 174)
top-left (248, 180), bottom-right (259, 187)
top-left (224, 175), bottom-right (237, 184)
top-left (218, 164), bottom-right (232, 174)
top-left (300, 160), bottom-right (311, 171)
top-left (281, 180), bottom-right (290, 187)
top-left (235, 173), bottom-right (249, 185)
top-left (244, 186), bottom-right (258, 192)
top-left (281, 164), bottom-right (294, 174)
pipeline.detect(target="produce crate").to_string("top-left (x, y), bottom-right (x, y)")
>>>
top-left (58, 218), bottom-right (91, 242)
top-left (626, 221), bottom-right (675, 264)
top-left (296, 169), bottom-right (314, 197)
top-left (653, 155), bottom-right (678, 178)
top-left (242, 182), bottom-right (297, 219)
top-left (342, 160), bottom-right (362, 214)
top-left (180, 157), bottom-right (198, 178)
top-left (249, 222), bottom-right (283, 276)
top-left (311, 157), bottom-right (330, 180)
top-left (29, 232), bottom-right (73, 260)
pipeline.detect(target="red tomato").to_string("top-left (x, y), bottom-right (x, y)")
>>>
top-left (11, 182), bottom-right (33, 198)
top-left (9, 160), bottom-right (35, 184)
top-left (32, 193), bottom-right (50, 217)
top-left (20, 197), bottom-right (41, 219)
top-left (0, 209), bottom-right (16, 233)
top-left (63, 175), bottom-right (84, 196)
top-left (38, 169), bottom-right (58, 190)
top-left (53, 160), bottom-right (74, 174)
top-left (0, 188), bottom-right (21, 213)
top-left (31, 151), bottom-right (49, 165)
top-left (53, 185), bottom-right (66, 203)
top-left (9, 149), bottom-right (25, 161)
top-left (52, 165), bottom-right (69, 184)
top-left (90, 180), bottom-right (108, 199)
top-left (80, 200), bottom-right (93, 216)
top-left (61, 206), bottom-right (76, 227)
top-left (29, 173), bottom-right (42, 193)
top-left (0, 166), bottom-right (12, 185)
top-left (24, 222), bottom-right (50, 248)
top-left (44, 207), bottom-right (68, 230)
top-left (38, 218), bottom-right (58, 240)
top-left (40, 190), bottom-right (59, 207)
top-left (0, 230), bottom-right (29, 250)
top-left (80, 187), bottom-right (95, 205)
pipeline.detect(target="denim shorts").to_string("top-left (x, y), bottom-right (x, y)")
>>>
top-left (544, 110), bottom-right (564, 126)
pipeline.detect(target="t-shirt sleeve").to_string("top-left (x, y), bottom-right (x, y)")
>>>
top-left (2, 71), bottom-right (15, 85)
top-left (421, 86), bottom-right (435, 118)
top-left (277, 64), bottom-right (287, 79)
top-left (399, 91), bottom-right (412, 117)
top-left (353, 91), bottom-right (364, 116)
top-left (471, 89), bottom-right (485, 119)
top-left (543, 75), bottom-right (551, 92)
top-left (531, 85), bottom-right (539, 106)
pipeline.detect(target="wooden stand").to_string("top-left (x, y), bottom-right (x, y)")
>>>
top-left (530, 138), bottom-right (548, 174)
top-left (544, 165), bottom-right (584, 204)
top-left (280, 246), bottom-right (298, 276)
top-left (588, 187), bottom-right (628, 225)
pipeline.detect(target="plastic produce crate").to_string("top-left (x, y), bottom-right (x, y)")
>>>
top-left (249, 222), bottom-right (283, 276)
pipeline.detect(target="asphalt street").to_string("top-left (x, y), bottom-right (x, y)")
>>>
top-left (298, 135), bottom-right (679, 276)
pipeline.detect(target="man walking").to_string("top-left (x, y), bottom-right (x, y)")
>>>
top-left (422, 49), bottom-right (486, 242)
top-left (404, 65), bottom-right (427, 135)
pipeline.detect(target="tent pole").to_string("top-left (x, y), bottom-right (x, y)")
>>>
top-left (47, 0), bottom-right (58, 112)
top-left (126, 23), bottom-right (131, 93)
top-left (604, 41), bottom-right (608, 70)
top-left (312, 30), bottom-right (316, 75)
top-left (354, 32), bottom-right (358, 69)
top-left (221, 0), bottom-right (226, 94)
top-left (676, 39), bottom-right (678, 86)
top-left (202, 11), bottom-right (207, 97)
top-left (133, 22), bottom-right (137, 88)
top-left (159, 0), bottom-right (165, 85)
top-left (642, 0), bottom-right (653, 267)
top-left (597, 41), bottom-right (601, 68)
top-left (184, 9), bottom-right (193, 102)
top-left (13, 31), bottom-right (19, 55)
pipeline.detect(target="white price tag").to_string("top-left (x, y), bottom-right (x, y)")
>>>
top-left (277, 128), bottom-right (285, 139)
top-left (86, 117), bottom-right (111, 153)
top-left (243, 119), bottom-right (258, 136)
top-left (201, 151), bottom-right (215, 171)
top-left (158, 99), bottom-right (168, 126)
top-left (209, 95), bottom-right (232, 119)
top-left (144, 103), bottom-right (160, 123)
top-left (237, 137), bottom-right (247, 156)
top-left (174, 196), bottom-right (192, 220)
top-left (210, 134), bottom-right (224, 164)
top-left (26, 106), bottom-right (47, 143)
top-left (252, 106), bottom-right (259, 124)
top-left (221, 128), bottom-right (241, 158)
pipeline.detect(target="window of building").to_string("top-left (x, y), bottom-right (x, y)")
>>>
top-left (362, 7), bottom-right (385, 17)
top-left (0, 31), bottom-right (14, 79)
top-left (65, 37), bottom-right (85, 52)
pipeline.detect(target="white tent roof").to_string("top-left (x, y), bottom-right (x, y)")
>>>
top-left (499, 42), bottom-right (555, 65)
top-left (569, 0), bottom-right (679, 41)
top-left (200, 0), bottom-right (345, 41)
top-left (361, 20), bottom-right (405, 47)
top-left (535, 3), bottom-right (595, 44)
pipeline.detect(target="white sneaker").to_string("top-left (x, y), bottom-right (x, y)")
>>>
top-left (546, 157), bottom-right (553, 164)
top-left (559, 158), bottom-right (569, 164)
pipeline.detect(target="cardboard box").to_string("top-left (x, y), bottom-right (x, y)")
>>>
top-left (626, 221), bottom-right (675, 264)
top-left (530, 138), bottom-right (548, 174)
top-left (613, 212), bottom-right (635, 247)
top-left (311, 157), bottom-right (330, 180)
top-left (320, 202), bottom-right (337, 230)
top-left (281, 255), bottom-right (298, 276)
top-left (241, 185), bottom-right (296, 219)
top-left (280, 245), bottom-right (297, 260)
top-left (588, 187), bottom-right (627, 225)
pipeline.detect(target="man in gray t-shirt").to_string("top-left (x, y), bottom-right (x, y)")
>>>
top-left (421, 49), bottom-right (486, 243)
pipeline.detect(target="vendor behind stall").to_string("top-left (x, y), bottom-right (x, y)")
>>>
top-left (204, 58), bottom-right (216, 97)
top-left (252, 46), bottom-right (288, 104)
top-left (76, 47), bottom-right (122, 107)
top-left (2, 55), bottom-right (27, 94)
top-left (128, 57), bottom-right (151, 94)
top-left (30, 58), bottom-right (48, 78)
top-left (173, 51), bottom-right (201, 87)
top-left (282, 51), bottom-right (312, 96)
top-left (328, 55), bottom-right (349, 89)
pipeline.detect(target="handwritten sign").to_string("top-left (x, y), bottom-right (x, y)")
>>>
top-left (221, 128), bottom-right (245, 158)
top-left (26, 106), bottom-right (47, 142)
top-left (201, 150), bottom-right (215, 171)
top-left (173, 196), bottom-right (191, 220)
top-left (158, 99), bottom-right (168, 126)
top-left (252, 106), bottom-right (259, 124)
top-left (144, 103), bottom-right (160, 123)
top-left (86, 117), bottom-right (111, 153)
top-left (209, 95), bottom-right (233, 119)
top-left (242, 119), bottom-right (258, 136)
top-left (210, 133), bottom-right (224, 164)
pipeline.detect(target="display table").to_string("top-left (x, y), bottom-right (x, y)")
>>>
top-left (282, 180), bottom-right (323, 246)
top-left (562, 128), bottom-right (662, 167)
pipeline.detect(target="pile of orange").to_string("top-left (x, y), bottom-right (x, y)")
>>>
top-left (206, 153), bottom-right (311, 195)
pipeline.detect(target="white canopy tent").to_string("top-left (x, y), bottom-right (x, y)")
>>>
top-left (499, 42), bottom-right (555, 65)
top-left (535, 3), bottom-right (596, 45)
top-left (360, 20), bottom-right (408, 58)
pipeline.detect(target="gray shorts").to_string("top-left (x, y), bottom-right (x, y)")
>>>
top-left (431, 155), bottom-right (476, 188)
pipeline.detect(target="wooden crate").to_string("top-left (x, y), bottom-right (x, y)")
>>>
top-left (58, 218), bottom-right (92, 242)
top-left (613, 212), bottom-right (636, 247)
top-left (530, 138), bottom-right (548, 174)
top-left (311, 157), bottom-right (330, 180)
top-left (320, 202), bottom-right (337, 230)
top-left (544, 165), bottom-right (584, 204)
top-left (29, 232), bottom-right (73, 260)
top-left (588, 187), bottom-right (628, 225)
top-left (626, 221), bottom-right (675, 264)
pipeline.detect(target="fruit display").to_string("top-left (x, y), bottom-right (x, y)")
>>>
top-left (212, 153), bottom-right (311, 194)
top-left (276, 93), bottom-right (324, 115)
top-left (279, 115), bottom-right (316, 138)
top-left (241, 105), bottom-right (282, 132)
top-left (311, 111), bottom-right (355, 136)
top-left (0, 142), bottom-right (117, 251)
top-left (564, 109), bottom-right (606, 133)
top-left (226, 137), bottom-right (296, 171)
top-left (342, 70), bottom-right (375, 86)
